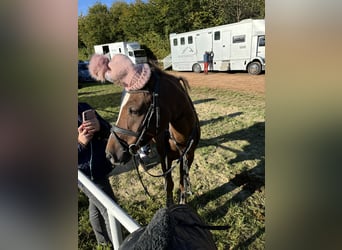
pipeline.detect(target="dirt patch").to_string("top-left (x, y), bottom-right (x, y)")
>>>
top-left (167, 71), bottom-right (265, 94)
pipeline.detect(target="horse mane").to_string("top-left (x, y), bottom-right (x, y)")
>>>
top-left (149, 61), bottom-right (191, 95)
top-left (178, 76), bottom-right (191, 94)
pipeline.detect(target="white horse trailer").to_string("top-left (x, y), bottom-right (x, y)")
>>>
top-left (94, 41), bottom-right (147, 64)
top-left (168, 19), bottom-right (265, 75)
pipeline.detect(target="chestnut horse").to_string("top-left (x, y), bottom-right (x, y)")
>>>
top-left (105, 66), bottom-right (200, 206)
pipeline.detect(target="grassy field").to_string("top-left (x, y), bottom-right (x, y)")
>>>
top-left (78, 79), bottom-right (265, 250)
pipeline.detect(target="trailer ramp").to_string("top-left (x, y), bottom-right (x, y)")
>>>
top-left (162, 54), bottom-right (172, 70)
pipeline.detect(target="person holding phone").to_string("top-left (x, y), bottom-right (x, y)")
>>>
top-left (78, 102), bottom-right (116, 248)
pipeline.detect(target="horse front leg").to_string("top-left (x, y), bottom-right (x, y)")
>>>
top-left (179, 159), bottom-right (190, 204)
top-left (179, 160), bottom-right (186, 204)
top-left (161, 156), bottom-right (174, 207)
top-left (179, 154), bottom-right (194, 204)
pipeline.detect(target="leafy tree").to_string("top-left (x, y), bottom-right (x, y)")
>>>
top-left (108, 1), bottom-right (130, 42)
top-left (221, 0), bottom-right (265, 23)
top-left (139, 31), bottom-right (170, 60)
top-left (118, 1), bottom-right (151, 41)
top-left (78, 0), bottom-right (265, 60)
top-left (78, 3), bottom-right (112, 59)
top-left (189, 0), bottom-right (227, 29)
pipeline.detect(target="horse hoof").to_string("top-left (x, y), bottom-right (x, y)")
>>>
top-left (166, 198), bottom-right (174, 207)
top-left (179, 193), bottom-right (187, 204)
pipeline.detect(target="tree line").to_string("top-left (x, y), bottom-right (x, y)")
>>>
top-left (78, 0), bottom-right (265, 61)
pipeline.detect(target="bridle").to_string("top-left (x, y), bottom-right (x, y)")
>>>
top-left (110, 73), bottom-right (160, 157)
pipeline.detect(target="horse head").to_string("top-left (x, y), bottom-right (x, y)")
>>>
top-left (106, 89), bottom-right (157, 166)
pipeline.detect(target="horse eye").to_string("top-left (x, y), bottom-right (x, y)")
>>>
top-left (129, 107), bottom-right (139, 115)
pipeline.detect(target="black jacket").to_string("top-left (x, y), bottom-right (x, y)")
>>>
top-left (119, 205), bottom-right (217, 250)
top-left (78, 102), bottom-right (112, 180)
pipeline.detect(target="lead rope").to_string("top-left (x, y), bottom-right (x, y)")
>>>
top-left (130, 132), bottom-right (175, 199)
top-left (131, 131), bottom-right (178, 200)
top-left (132, 154), bottom-right (152, 198)
top-left (170, 127), bottom-right (197, 196)
top-left (183, 140), bottom-right (193, 195)
top-left (179, 222), bottom-right (230, 230)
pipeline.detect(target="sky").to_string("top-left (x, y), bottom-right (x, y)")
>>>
top-left (78, 0), bottom-right (136, 16)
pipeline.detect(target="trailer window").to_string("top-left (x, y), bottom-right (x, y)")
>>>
top-left (188, 36), bottom-right (193, 44)
top-left (233, 35), bottom-right (245, 43)
top-left (180, 37), bottom-right (185, 45)
top-left (133, 49), bottom-right (146, 57)
top-left (102, 45), bottom-right (109, 54)
top-left (258, 36), bottom-right (265, 46)
top-left (214, 31), bottom-right (220, 40)
top-left (173, 38), bottom-right (178, 46)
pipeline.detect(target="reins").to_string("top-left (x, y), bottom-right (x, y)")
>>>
top-left (132, 107), bottom-right (199, 198)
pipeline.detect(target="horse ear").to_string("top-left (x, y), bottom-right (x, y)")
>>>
top-left (143, 79), bottom-right (153, 91)
top-left (144, 71), bottom-right (158, 91)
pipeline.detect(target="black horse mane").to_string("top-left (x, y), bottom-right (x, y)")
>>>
top-left (146, 63), bottom-right (191, 95)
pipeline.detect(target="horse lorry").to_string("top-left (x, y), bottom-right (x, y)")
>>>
top-left (164, 19), bottom-right (265, 75)
top-left (94, 41), bottom-right (147, 64)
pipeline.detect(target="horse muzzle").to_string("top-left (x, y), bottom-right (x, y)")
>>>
top-left (106, 147), bottom-right (132, 166)
top-left (106, 133), bottom-right (133, 166)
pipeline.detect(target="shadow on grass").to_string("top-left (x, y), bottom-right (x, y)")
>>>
top-left (232, 227), bottom-right (265, 250)
top-left (189, 121), bottom-right (264, 248)
top-left (203, 159), bottom-right (264, 219)
top-left (189, 159), bottom-right (264, 210)
top-left (193, 98), bottom-right (217, 105)
top-left (78, 92), bottom-right (122, 122)
top-left (78, 90), bottom-right (104, 96)
top-left (190, 122), bottom-right (265, 213)
top-left (200, 112), bottom-right (243, 127)
top-left (79, 81), bottom-right (112, 87)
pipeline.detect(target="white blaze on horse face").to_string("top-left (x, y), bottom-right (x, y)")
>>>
top-left (116, 92), bottom-right (131, 125)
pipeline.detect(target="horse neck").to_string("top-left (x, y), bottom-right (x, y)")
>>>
top-left (158, 76), bottom-right (197, 135)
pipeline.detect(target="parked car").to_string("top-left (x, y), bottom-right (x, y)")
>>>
top-left (78, 62), bottom-right (93, 82)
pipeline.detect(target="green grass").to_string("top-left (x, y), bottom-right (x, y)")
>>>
top-left (78, 80), bottom-right (265, 249)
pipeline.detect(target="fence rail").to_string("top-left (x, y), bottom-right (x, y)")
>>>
top-left (78, 170), bottom-right (141, 250)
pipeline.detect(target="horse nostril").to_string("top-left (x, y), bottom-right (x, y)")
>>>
top-left (106, 152), bottom-right (113, 161)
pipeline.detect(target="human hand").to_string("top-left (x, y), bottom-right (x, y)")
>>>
top-left (82, 117), bottom-right (100, 135)
top-left (78, 124), bottom-right (93, 146)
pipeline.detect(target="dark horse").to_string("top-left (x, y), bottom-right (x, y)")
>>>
top-left (105, 66), bottom-right (200, 206)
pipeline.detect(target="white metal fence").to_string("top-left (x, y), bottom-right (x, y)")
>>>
top-left (78, 170), bottom-right (141, 250)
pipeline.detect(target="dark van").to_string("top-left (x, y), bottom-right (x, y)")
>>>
top-left (78, 62), bottom-right (93, 83)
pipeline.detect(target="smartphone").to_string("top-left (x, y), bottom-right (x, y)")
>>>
top-left (82, 109), bottom-right (96, 122)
